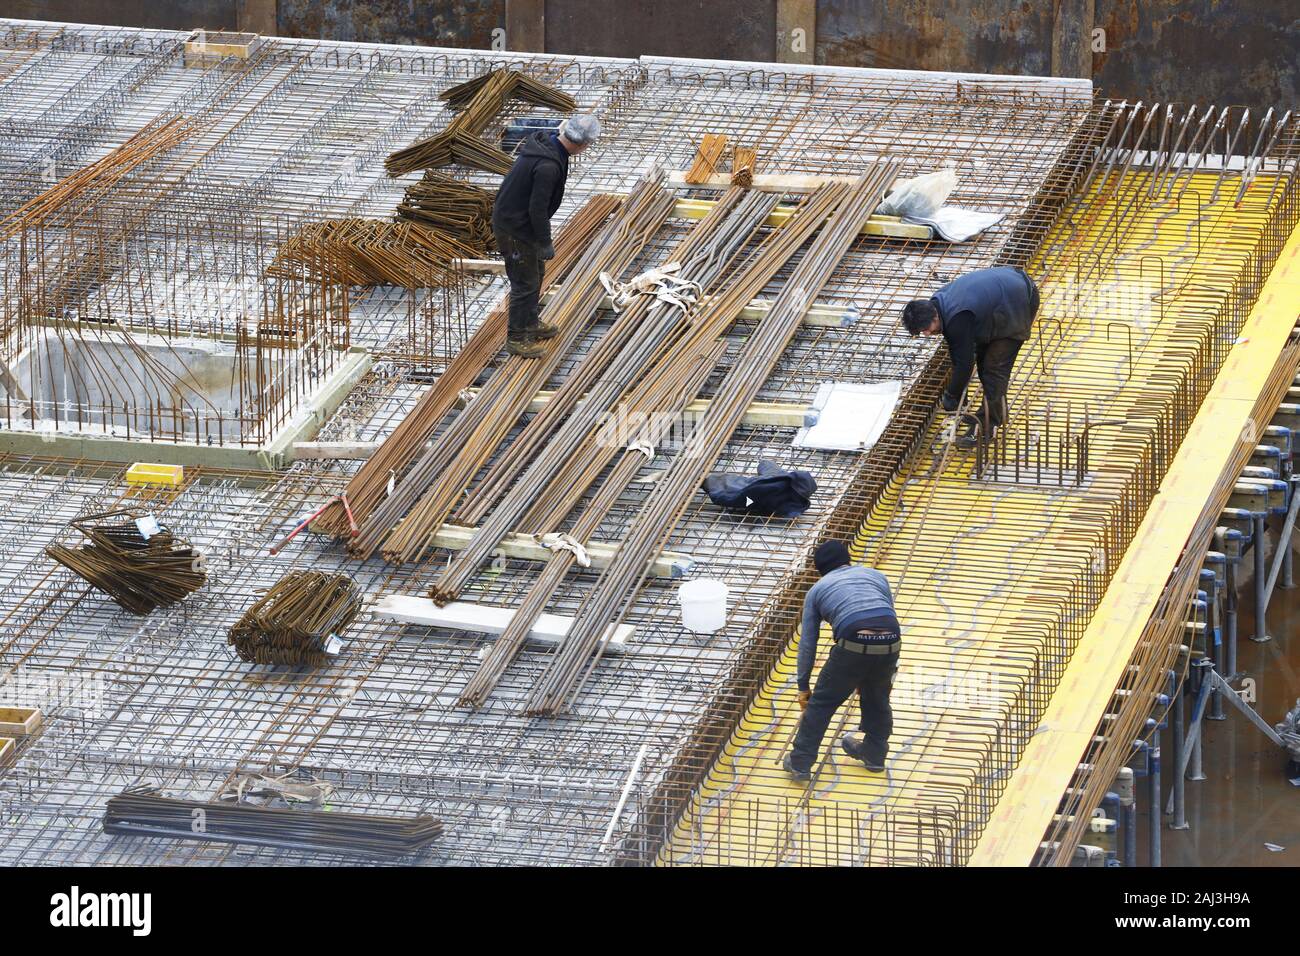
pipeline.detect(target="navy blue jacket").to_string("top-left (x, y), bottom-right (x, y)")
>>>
top-left (702, 460), bottom-right (816, 518)
top-left (933, 266), bottom-right (1037, 400)
top-left (492, 131), bottom-right (569, 246)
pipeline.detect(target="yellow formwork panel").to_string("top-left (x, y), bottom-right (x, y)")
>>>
top-left (972, 205), bottom-right (1300, 866)
top-left (658, 171), bottom-right (1295, 866)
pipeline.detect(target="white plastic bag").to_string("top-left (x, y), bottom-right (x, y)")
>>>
top-left (877, 168), bottom-right (958, 219)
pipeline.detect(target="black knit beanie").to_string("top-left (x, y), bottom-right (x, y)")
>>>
top-left (813, 540), bottom-right (851, 575)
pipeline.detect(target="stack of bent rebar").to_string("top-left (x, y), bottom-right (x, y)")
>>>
top-left (46, 510), bottom-right (206, 615)
top-left (228, 570), bottom-right (361, 666)
top-left (385, 68), bottom-right (575, 177)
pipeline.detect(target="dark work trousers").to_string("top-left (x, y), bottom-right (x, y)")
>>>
top-left (974, 338), bottom-right (1024, 430)
top-left (789, 644), bottom-right (900, 773)
top-left (975, 271), bottom-right (1039, 431)
top-left (495, 228), bottom-right (545, 336)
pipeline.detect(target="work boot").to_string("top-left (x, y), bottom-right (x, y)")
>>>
top-left (954, 414), bottom-right (983, 451)
top-left (505, 335), bottom-right (545, 359)
top-left (521, 320), bottom-right (560, 342)
top-left (782, 754), bottom-right (811, 782)
top-left (841, 733), bottom-right (886, 773)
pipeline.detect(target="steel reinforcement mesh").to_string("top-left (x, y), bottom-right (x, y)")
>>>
top-left (0, 19), bottom-right (1113, 865)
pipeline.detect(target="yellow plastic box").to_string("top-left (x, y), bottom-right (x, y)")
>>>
top-left (125, 463), bottom-right (184, 488)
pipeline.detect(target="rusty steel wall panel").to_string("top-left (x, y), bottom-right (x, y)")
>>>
top-left (816, 0), bottom-right (1057, 75)
top-left (10, 2), bottom-right (1295, 111)
top-left (544, 0), bottom-right (775, 60)
top-left (1092, 0), bottom-right (1298, 111)
top-left (277, 0), bottom-right (503, 48)
top-left (11, 0), bottom-right (241, 31)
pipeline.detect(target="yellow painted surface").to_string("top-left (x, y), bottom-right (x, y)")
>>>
top-left (658, 171), bottom-right (1297, 866)
top-left (973, 199), bottom-right (1300, 866)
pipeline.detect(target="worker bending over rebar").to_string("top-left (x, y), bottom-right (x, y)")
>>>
top-left (491, 114), bottom-right (602, 358)
top-left (784, 540), bottom-right (900, 780)
top-left (901, 265), bottom-right (1040, 449)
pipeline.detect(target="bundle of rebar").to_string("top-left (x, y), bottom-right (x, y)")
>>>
top-left (431, 188), bottom-right (780, 604)
top-left (453, 187), bottom-right (761, 528)
top-left (453, 174), bottom-right (872, 704)
top-left (522, 162), bottom-right (900, 715)
top-left (685, 133), bottom-right (729, 184)
top-left (0, 115), bottom-right (197, 242)
top-left (267, 218), bottom-right (481, 288)
top-left (395, 170), bottom-right (496, 250)
top-left (457, 341), bottom-right (726, 707)
top-left (440, 69), bottom-right (576, 113)
top-left (310, 194), bottom-right (620, 539)
top-left (386, 68), bottom-right (574, 177)
top-left (356, 172), bottom-right (676, 564)
top-left (104, 786), bottom-right (443, 858)
top-left (731, 146), bottom-right (758, 188)
top-left (228, 570), bottom-right (361, 666)
top-left (385, 125), bottom-right (515, 177)
top-left (45, 510), bottom-right (206, 615)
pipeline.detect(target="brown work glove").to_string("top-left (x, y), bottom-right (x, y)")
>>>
top-left (798, 690), bottom-right (810, 711)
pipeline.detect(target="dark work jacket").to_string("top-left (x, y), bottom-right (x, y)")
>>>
top-left (702, 460), bottom-right (816, 518)
top-left (491, 131), bottom-right (569, 246)
top-left (933, 266), bottom-right (1037, 400)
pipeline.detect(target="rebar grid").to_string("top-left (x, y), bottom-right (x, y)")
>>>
top-left (0, 20), bottom-right (1103, 865)
top-left (636, 131), bottom-right (1300, 865)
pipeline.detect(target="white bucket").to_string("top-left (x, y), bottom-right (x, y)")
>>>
top-left (678, 578), bottom-right (728, 633)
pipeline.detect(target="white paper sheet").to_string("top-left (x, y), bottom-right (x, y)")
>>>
top-left (794, 381), bottom-right (902, 451)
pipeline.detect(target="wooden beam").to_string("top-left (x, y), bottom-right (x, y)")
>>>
top-left (673, 197), bottom-right (931, 238)
top-left (371, 595), bottom-right (633, 650)
top-left (292, 440), bottom-right (388, 461)
top-left (666, 170), bottom-right (857, 192)
top-left (0, 706), bottom-right (40, 738)
top-left (429, 523), bottom-right (691, 578)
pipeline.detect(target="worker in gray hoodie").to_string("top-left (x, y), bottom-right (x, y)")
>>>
top-left (784, 540), bottom-right (900, 780)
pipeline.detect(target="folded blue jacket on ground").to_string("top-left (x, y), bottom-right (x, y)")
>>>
top-left (701, 459), bottom-right (816, 518)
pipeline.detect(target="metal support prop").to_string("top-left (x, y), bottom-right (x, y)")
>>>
top-left (1261, 474), bottom-right (1300, 612)
top-left (1102, 791), bottom-right (1122, 864)
top-left (1197, 591), bottom-right (1226, 721)
top-left (1252, 512), bottom-right (1272, 642)
top-left (1224, 557), bottom-right (1239, 678)
top-left (1169, 662), bottom-right (1188, 830)
top-left (1282, 473), bottom-right (1297, 588)
top-left (1166, 659), bottom-right (1292, 821)
top-left (1146, 742), bottom-right (1162, 867)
